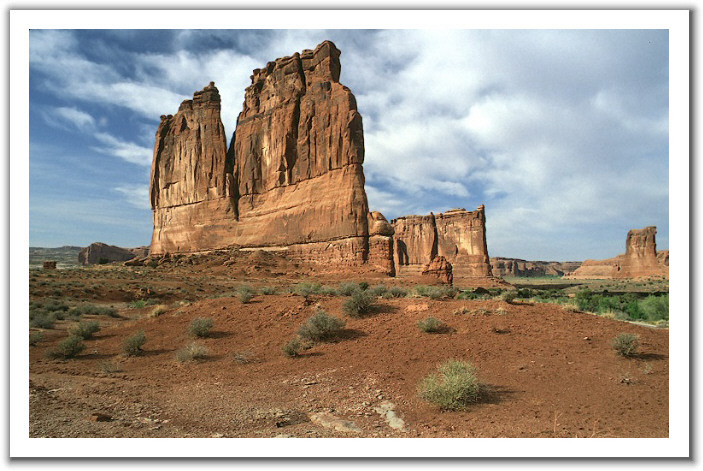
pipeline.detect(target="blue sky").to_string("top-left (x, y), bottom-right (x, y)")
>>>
top-left (28, 29), bottom-right (669, 261)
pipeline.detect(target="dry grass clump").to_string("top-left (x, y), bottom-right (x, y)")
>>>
top-left (417, 316), bottom-right (447, 333)
top-left (148, 304), bottom-right (168, 318)
top-left (122, 330), bottom-right (146, 356)
top-left (612, 333), bottom-right (640, 357)
top-left (418, 360), bottom-right (482, 411)
top-left (189, 317), bottom-right (214, 338)
top-left (176, 342), bottom-right (210, 362)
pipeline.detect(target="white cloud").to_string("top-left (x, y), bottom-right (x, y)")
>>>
top-left (114, 184), bottom-right (150, 210)
top-left (92, 133), bottom-right (152, 167)
top-left (46, 106), bottom-right (96, 132)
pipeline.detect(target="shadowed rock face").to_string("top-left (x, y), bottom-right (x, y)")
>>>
top-left (148, 41), bottom-right (393, 274)
top-left (78, 242), bottom-right (148, 265)
top-left (566, 226), bottom-right (668, 279)
top-left (391, 206), bottom-right (492, 278)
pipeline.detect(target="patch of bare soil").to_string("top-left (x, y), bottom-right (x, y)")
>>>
top-left (29, 295), bottom-right (668, 438)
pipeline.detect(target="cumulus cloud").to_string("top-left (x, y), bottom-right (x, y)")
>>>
top-left (114, 184), bottom-right (150, 210)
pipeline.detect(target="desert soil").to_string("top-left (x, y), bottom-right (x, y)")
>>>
top-left (29, 291), bottom-right (668, 438)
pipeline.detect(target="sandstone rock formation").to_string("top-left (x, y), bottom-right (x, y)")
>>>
top-left (566, 226), bottom-right (668, 279)
top-left (422, 256), bottom-right (453, 285)
top-left (78, 242), bottom-right (149, 265)
top-left (490, 258), bottom-right (582, 278)
top-left (392, 206), bottom-right (492, 279)
top-left (148, 41), bottom-right (394, 274)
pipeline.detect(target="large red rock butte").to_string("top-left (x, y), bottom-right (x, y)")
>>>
top-left (566, 226), bottom-right (668, 279)
top-left (148, 40), bottom-right (491, 279)
top-left (490, 258), bottom-right (581, 278)
top-left (391, 206), bottom-right (493, 280)
top-left (149, 41), bottom-right (394, 274)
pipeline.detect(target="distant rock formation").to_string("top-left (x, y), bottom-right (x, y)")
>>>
top-left (391, 206), bottom-right (492, 279)
top-left (566, 226), bottom-right (668, 279)
top-left (491, 258), bottom-right (582, 278)
top-left (42, 261), bottom-right (57, 270)
top-left (78, 242), bottom-right (149, 265)
top-left (148, 41), bottom-right (394, 274)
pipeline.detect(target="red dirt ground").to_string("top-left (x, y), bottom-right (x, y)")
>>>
top-left (29, 294), bottom-right (668, 438)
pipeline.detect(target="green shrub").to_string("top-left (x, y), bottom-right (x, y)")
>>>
top-left (612, 333), bottom-right (640, 357)
top-left (129, 300), bottom-right (147, 309)
top-left (29, 332), bottom-right (43, 346)
top-left (343, 289), bottom-right (374, 317)
top-left (500, 290), bottom-right (517, 304)
top-left (368, 284), bottom-right (388, 297)
top-left (516, 288), bottom-right (532, 298)
top-left (236, 285), bottom-right (255, 303)
top-left (298, 309), bottom-right (346, 342)
top-left (388, 286), bottom-right (409, 298)
top-left (29, 313), bottom-right (55, 329)
top-left (260, 286), bottom-right (277, 295)
top-left (416, 285), bottom-right (457, 299)
top-left (417, 316), bottom-right (446, 333)
top-left (319, 286), bottom-right (339, 296)
top-left (189, 317), bottom-right (214, 338)
top-left (47, 335), bottom-right (85, 359)
top-left (282, 338), bottom-right (303, 357)
top-left (418, 360), bottom-right (482, 410)
top-left (69, 320), bottom-right (101, 340)
top-left (122, 330), bottom-right (146, 356)
top-left (293, 282), bottom-right (322, 299)
top-left (338, 282), bottom-right (362, 296)
top-left (625, 300), bottom-right (646, 320)
top-left (641, 294), bottom-right (668, 321)
top-left (70, 304), bottom-right (119, 318)
top-left (358, 282), bottom-right (369, 291)
top-left (175, 342), bottom-right (209, 362)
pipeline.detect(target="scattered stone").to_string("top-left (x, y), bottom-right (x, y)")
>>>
top-left (89, 413), bottom-right (112, 422)
top-left (309, 412), bottom-right (361, 433)
top-left (373, 401), bottom-right (407, 432)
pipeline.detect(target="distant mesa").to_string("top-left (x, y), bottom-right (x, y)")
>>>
top-left (490, 258), bottom-right (582, 278)
top-left (566, 226), bottom-right (668, 280)
top-left (147, 40), bottom-right (494, 280)
top-left (78, 242), bottom-right (150, 266)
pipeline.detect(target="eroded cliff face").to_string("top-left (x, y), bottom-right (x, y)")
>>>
top-left (149, 41), bottom-right (393, 274)
top-left (78, 242), bottom-right (148, 265)
top-left (391, 206), bottom-right (492, 279)
top-left (566, 226), bottom-right (668, 279)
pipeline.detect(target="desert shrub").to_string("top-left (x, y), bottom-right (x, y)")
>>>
top-left (319, 285), bottom-right (339, 296)
top-left (500, 290), bottom-right (517, 304)
top-left (232, 350), bottom-right (254, 364)
top-left (293, 282), bottom-right (322, 299)
top-left (368, 284), bottom-right (388, 297)
top-left (575, 289), bottom-right (599, 312)
top-left (358, 281), bottom-right (369, 291)
top-left (298, 309), bottom-right (346, 342)
top-left (47, 335), bottom-right (85, 359)
top-left (417, 316), bottom-right (446, 333)
top-left (175, 342), bottom-right (210, 362)
top-left (129, 300), bottom-right (147, 309)
top-left (343, 289), bottom-right (374, 318)
top-left (387, 286), bottom-right (409, 298)
top-left (189, 317), bottom-right (214, 338)
top-left (456, 291), bottom-right (480, 300)
top-left (42, 300), bottom-right (69, 313)
top-left (612, 333), bottom-right (640, 357)
top-left (495, 307), bottom-right (508, 316)
top-left (282, 338), bottom-right (303, 357)
top-left (339, 282), bottom-right (362, 296)
top-left (236, 285), bottom-right (255, 303)
top-left (640, 294), bottom-right (669, 321)
top-left (453, 306), bottom-right (472, 316)
top-left (122, 330), bottom-right (146, 356)
top-left (29, 313), bottom-right (55, 329)
top-left (99, 361), bottom-right (122, 373)
top-left (516, 288), bottom-right (532, 299)
top-left (69, 304), bottom-right (119, 318)
top-left (29, 332), bottom-right (43, 346)
top-left (260, 286), bottom-right (277, 295)
top-left (418, 360), bottom-right (482, 411)
top-left (416, 285), bottom-right (457, 300)
top-left (69, 320), bottom-right (101, 340)
top-left (414, 285), bottom-right (433, 297)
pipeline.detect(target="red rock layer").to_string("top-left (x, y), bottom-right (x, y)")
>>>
top-left (391, 206), bottom-right (492, 279)
top-left (566, 226), bottom-right (668, 279)
top-left (422, 256), bottom-right (453, 285)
